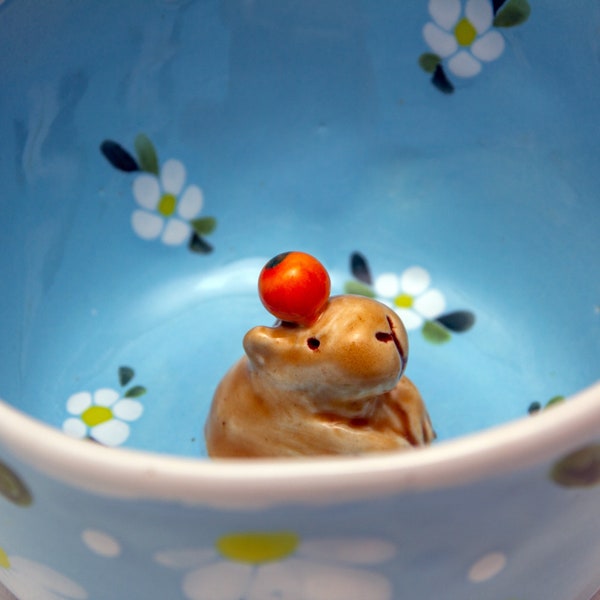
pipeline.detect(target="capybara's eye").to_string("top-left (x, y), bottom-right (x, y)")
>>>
top-left (307, 337), bottom-right (321, 350)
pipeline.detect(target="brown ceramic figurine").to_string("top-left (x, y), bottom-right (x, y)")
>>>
top-left (205, 252), bottom-right (435, 457)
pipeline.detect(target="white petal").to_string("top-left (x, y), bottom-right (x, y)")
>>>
top-left (468, 552), bottom-right (507, 582)
top-left (472, 30), bottom-right (505, 62)
top-left (396, 308), bottom-right (423, 331)
top-left (428, 0), bottom-right (461, 30)
top-left (93, 388), bottom-right (120, 407)
top-left (299, 538), bottom-right (396, 565)
top-left (161, 159), bottom-right (186, 196)
top-left (63, 418), bottom-right (87, 439)
top-left (400, 266), bottom-right (431, 296)
top-left (9, 556), bottom-right (88, 599)
top-left (66, 392), bottom-right (91, 415)
top-left (153, 548), bottom-right (217, 569)
top-left (162, 218), bottom-right (190, 246)
top-left (91, 420), bottom-right (130, 447)
top-left (82, 529), bottom-right (122, 558)
top-left (253, 559), bottom-right (392, 600)
top-left (132, 210), bottom-right (164, 240)
top-left (448, 50), bottom-right (482, 77)
top-left (423, 23), bottom-right (458, 58)
top-left (178, 185), bottom-right (204, 219)
top-left (374, 273), bottom-right (401, 298)
top-left (414, 288), bottom-right (446, 319)
top-left (113, 399), bottom-right (144, 422)
top-left (183, 562), bottom-right (252, 600)
top-left (465, 0), bottom-right (493, 33)
top-left (133, 174), bottom-right (160, 210)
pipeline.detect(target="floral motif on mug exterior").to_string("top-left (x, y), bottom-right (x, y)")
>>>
top-left (155, 532), bottom-right (396, 600)
top-left (0, 459), bottom-right (32, 507)
top-left (550, 444), bottom-right (600, 488)
top-left (0, 547), bottom-right (87, 600)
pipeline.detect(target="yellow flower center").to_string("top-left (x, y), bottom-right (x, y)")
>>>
top-left (158, 193), bottom-right (177, 217)
top-left (0, 547), bottom-right (10, 569)
top-left (216, 532), bottom-right (299, 565)
top-left (454, 17), bottom-right (477, 46)
top-left (82, 406), bottom-right (113, 427)
top-left (394, 293), bottom-right (414, 309)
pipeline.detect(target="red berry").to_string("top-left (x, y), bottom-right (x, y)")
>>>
top-left (258, 252), bottom-right (331, 326)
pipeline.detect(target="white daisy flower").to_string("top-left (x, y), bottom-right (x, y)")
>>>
top-left (131, 158), bottom-right (203, 245)
top-left (155, 532), bottom-right (396, 600)
top-left (374, 266), bottom-right (446, 330)
top-left (62, 388), bottom-right (143, 447)
top-left (0, 547), bottom-right (87, 600)
top-left (423, 0), bottom-right (505, 77)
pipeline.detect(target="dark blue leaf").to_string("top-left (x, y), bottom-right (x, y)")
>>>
top-left (119, 366), bottom-right (135, 387)
top-left (189, 233), bottom-right (213, 254)
top-left (432, 65), bottom-right (454, 95)
top-left (100, 140), bottom-right (140, 172)
top-left (350, 252), bottom-right (372, 285)
top-left (492, 0), bottom-right (508, 14)
top-left (435, 311), bottom-right (475, 332)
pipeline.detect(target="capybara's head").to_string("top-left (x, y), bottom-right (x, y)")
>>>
top-left (243, 295), bottom-right (409, 400)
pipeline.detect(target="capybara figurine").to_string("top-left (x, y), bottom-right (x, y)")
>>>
top-left (205, 252), bottom-right (435, 457)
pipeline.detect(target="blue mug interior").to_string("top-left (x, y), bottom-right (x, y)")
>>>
top-left (1, 0), bottom-right (598, 457)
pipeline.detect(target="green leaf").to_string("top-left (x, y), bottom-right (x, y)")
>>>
top-left (545, 395), bottom-right (565, 409)
top-left (419, 52), bottom-right (442, 74)
top-left (134, 133), bottom-right (159, 175)
top-left (118, 366), bottom-right (135, 387)
top-left (190, 216), bottom-right (217, 236)
top-left (344, 281), bottom-right (376, 298)
top-left (493, 0), bottom-right (531, 27)
top-left (422, 320), bottom-right (452, 344)
top-left (125, 385), bottom-right (147, 398)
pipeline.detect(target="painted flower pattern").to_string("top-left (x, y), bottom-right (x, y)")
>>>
top-left (550, 444), bottom-right (600, 488)
top-left (345, 252), bottom-right (475, 343)
top-left (0, 459), bottom-right (32, 507)
top-left (0, 547), bottom-right (87, 600)
top-left (132, 158), bottom-right (204, 245)
top-left (100, 134), bottom-right (216, 253)
top-left (423, 0), bottom-right (505, 78)
top-left (63, 388), bottom-right (143, 446)
top-left (155, 532), bottom-right (396, 600)
top-left (373, 267), bottom-right (446, 331)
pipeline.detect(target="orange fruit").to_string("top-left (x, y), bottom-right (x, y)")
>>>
top-left (258, 252), bottom-right (330, 326)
